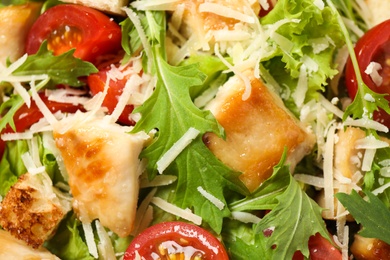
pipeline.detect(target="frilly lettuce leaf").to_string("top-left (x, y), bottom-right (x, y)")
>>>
top-left (261, 0), bottom-right (344, 115)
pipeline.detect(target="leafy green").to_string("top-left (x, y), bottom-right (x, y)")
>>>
top-left (0, 139), bottom-right (28, 196)
top-left (336, 190), bottom-right (390, 245)
top-left (0, 42), bottom-right (97, 132)
top-left (45, 214), bottom-right (93, 260)
top-left (261, 0), bottom-right (344, 115)
top-left (12, 41), bottom-right (97, 87)
top-left (361, 147), bottom-right (390, 207)
top-left (179, 54), bottom-right (229, 99)
top-left (222, 219), bottom-right (272, 260)
top-left (132, 54), bottom-right (247, 233)
top-left (127, 10), bottom-right (248, 233)
top-left (227, 150), bottom-right (330, 259)
top-left (324, 0), bottom-right (390, 123)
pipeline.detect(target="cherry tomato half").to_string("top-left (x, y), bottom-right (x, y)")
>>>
top-left (0, 93), bottom-right (82, 158)
top-left (345, 19), bottom-right (390, 128)
top-left (124, 222), bottom-right (229, 260)
top-left (87, 63), bottom-right (135, 126)
top-left (25, 4), bottom-right (122, 64)
top-left (292, 233), bottom-right (342, 260)
top-left (259, 0), bottom-right (275, 17)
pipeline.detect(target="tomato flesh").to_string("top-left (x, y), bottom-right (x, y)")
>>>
top-left (292, 233), bottom-right (342, 260)
top-left (259, 0), bottom-right (275, 17)
top-left (124, 222), bottom-right (229, 260)
top-left (0, 93), bottom-right (82, 159)
top-left (87, 63), bottom-right (135, 126)
top-left (26, 4), bottom-right (122, 64)
top-left (345, 19), bottom-right (390, 127)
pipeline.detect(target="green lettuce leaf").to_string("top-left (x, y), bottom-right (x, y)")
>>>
top-left (261, 0), bottom-right (344, 115)
top-left (0, 42), bottom-right (97, 132)
top-left (222, 219), bottom-right (272, 260)
top-left (336, 190), bottom-right (390, 245)
top-left (0, 140), bottom-right (28, 196)
top-left (12, 41), bottom-right (97, 87)
top-left (45, 214), bottom-right (93, 260)
top-left (226, 151), bottom-right (330, 259)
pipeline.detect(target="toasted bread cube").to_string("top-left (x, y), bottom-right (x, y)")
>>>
top-left (204, 71), bottom-right (315, 192)
top-left (0, 173), bottom-right (71, 249)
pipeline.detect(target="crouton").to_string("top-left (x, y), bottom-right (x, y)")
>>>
top-left (0, 173), bottom-right (71, 249)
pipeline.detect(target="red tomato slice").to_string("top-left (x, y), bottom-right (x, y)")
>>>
top-left (292, 233), bottom-right (342, 260)
top-left (25, 4), bottom-right (122, 64)
top-left (124, 222), bottom-right (229, 260)
top-left (345, 19), bottom-right (390, 128)
top-left (0, 93), bottom-right (82, 159)
top-left (259, 0), bottom-right (275, 17)
top-left (87, 64), bottom-right (135, 126)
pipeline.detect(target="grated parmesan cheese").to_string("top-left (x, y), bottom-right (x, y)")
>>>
top-left (96, 220), bottom-right (116, 260)
top-left (323, 123), bottom-right (336, 219)
top-left (151, 197), bottom-right (202, 225)
top-left (231, 211), bottom-right (261, 224)
top-left (123, 7), bottom-right (153, 72)
top-left (157, 127), bottom-right (200, 173)
top-left (198, 3), bottom-right (255, 24)
top-left (292, 64), bottom-right (308, 108)
top-left (82, 222), bottom-right (98, 259)
top-left (365, 61), bottom-right (383, 87)
top-left (197, 186), bottom-right (225, 210)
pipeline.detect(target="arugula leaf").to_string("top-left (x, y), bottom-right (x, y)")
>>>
top-left (251, 153), bottom-right (330, 259)
top-left (325, 0), bottom-right (390, 122)
top-left (0, 42), bottom-right (97, 132)
top-left (254, 174), bottom-right (329, 259)
top-left (174, 138), bottom-right (248, 232)
top-left (12, 41), bottom-right (97, 87)
top-left (0, 139), bottom-right (28, 196)
top-left (127, 10), bottom-right (248, 233)
top-left (230, 151), bottom-right (290, 212)
top-left (222, 219), bottom-right (272, 260)
top-left (45, 213), bottom-right (94, 260)
top-left (132, 55), bottom-right (247, 232)
top-left (226, 151), bottom-right (330, 259)
top-left (336, 190), bottom-right (390, 245)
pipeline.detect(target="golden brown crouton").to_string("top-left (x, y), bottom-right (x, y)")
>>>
top-left (0, 173), bottom-right (71, 249)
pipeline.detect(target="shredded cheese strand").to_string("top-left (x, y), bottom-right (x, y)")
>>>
top-left (151, 197), bottom-right (202, 225)
top-left (157, 127), bottom-right (200, 173)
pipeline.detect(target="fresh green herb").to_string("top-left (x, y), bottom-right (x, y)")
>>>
top-left (326, 0), bottom-right (390, 123)
top-left (12, 41), bottom-right (97, 87)
top-left (336, 190), bottom-right (390, 245)
top-left (0, 42), bottom-right (97, 132)
top-left (0, 139), bottom-right (28, 196)
top-left (228, 150), bottom-right (331, 260)
top-left (45, 213), bottom-right (94, 260)
top-left (261, 0), bottom-right (344, 115)
top-left (127, 10), bottom-right (248, 233)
